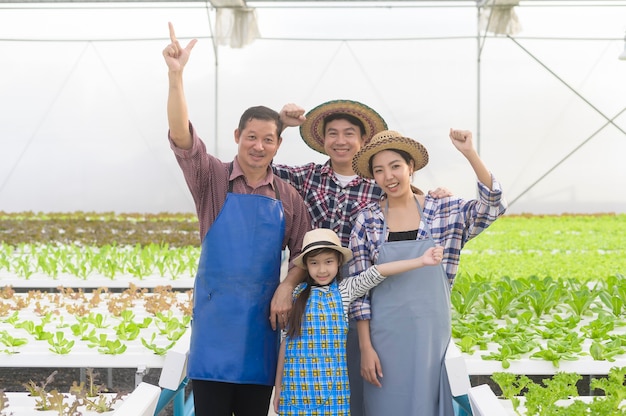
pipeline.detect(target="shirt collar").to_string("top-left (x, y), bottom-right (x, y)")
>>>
top-left (231, 156), bottom-right (276, 189)
top-left (321, 159), bottom-right (369, 187)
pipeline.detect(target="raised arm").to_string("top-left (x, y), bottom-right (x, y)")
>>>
top-left (163, 22), bottom-right (197, 149)
top-left (449, 128), bottom-right (493, 190)
top-left (279, 103), bottom-right (306, 132)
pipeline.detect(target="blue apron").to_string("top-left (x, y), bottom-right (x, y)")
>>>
top-left (187, 167), bottom-right (285, 386)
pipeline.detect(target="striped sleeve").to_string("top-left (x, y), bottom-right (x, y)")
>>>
top-left (339, 266), bottom-right (385, 313)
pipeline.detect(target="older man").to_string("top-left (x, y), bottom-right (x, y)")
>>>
top-left (163, 22), bottom-right (311, 416)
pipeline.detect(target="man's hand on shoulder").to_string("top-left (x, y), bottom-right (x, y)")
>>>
top-left (428, 187), bottom-right (453, 199)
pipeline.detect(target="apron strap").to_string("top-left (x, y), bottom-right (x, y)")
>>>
top-left (227, 162), bottom-right (281, 200)
top-left (382, 196), bottom-right (433, 240)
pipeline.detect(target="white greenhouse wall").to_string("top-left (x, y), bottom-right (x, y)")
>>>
top-left (0, 2), bottom-right (625, 214)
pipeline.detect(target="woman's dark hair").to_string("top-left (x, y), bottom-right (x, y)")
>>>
top-left (285, 247), bottom-right (342, 338)
top-left (323, 113), bottom-right (366, 136)
top-left (368, 148), bottom-right (424, 195)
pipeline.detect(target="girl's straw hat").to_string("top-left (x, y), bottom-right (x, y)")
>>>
top-left (352, 130), bottom-right (429, 179)
top-left (299, 99), bottom-right (388, 155)
top-left (293, 228), bottom-right (354, 269)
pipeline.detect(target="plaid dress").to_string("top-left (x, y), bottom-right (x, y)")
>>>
top-left (279, 281), bottom-right (349, 415)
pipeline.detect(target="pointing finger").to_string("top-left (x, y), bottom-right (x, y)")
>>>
top-left (168, 21), bottom-right (177, 43)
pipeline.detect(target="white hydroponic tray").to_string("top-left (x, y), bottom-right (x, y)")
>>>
top-left (0, 290), bottom-right (190, 369)
top-left (459, 313), bottom-right (626, 375)
top-left (463, 346), bottom-right (626, 375)
top-left (2, 382), bottom-right (161, 415)
top-left (0, 272), bottom-right (195, 289)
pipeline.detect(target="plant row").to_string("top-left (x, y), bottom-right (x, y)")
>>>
top-left (451, 273), bottom-right (626, 368)
top-left (459, 213), bottom-right (625, 281)
top-left (0, 243), bottom-right (199, 280)
top-left (0, 285), bottom-right (191, 356)
top-left (0, 211), bottom-right (200, 247)
top-left (491, 366), bottom-right (626, 415)
top-left (0, 368), bottom-right (126, 415)
top-left (2, 213), bottom-right (624, 282)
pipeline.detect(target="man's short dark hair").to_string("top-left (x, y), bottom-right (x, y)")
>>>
top-left (238, 106), bottom-right (283, 137)
top-left (323, 113), bottom-right (366, 136)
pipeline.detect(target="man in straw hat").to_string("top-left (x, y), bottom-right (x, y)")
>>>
top-left (162, 22), bottom-right (311, 416)
top-left (276, 100), bottom-right (452, 248)
top-left (274, 100), bottom-right (452, 416)
top-left (349, 129), bottom-right (507, 415)
top-left (275, 100), bottom-right (388, 247)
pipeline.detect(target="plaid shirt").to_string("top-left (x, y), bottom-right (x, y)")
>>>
top-left (273, 161), bottom-right (383, 247)
top-left (347, 175), bottom-right (507, 320)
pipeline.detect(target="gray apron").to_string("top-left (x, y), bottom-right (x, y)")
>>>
top-left (363, 199), bottom-right (454, 415)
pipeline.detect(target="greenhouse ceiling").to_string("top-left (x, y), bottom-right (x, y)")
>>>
top-left (1, 0), bottom-right (624, 3)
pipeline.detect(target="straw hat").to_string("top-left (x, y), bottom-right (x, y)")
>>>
top-left (299, 99), bottom-right (388, 155)
top-left (352, 130), bottom-right (429, 179)
top-left (293, 228), bottom-right (353, 269)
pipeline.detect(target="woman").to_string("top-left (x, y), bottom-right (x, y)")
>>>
top-left (348, 129), bottom-right (507, 415)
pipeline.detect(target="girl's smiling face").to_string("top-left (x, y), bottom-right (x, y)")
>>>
top-left (306, 250), bottom-right (341, 286)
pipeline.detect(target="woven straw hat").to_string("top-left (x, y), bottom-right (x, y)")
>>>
top-left (293, 228), bottom-right (353, 269)
top-left (299, 99), bottom-right (388, 155)
top-left (352, 130), bottom-right (429, 179)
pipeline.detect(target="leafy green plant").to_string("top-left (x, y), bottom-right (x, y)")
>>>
top-left (85, 312), bottom-right (109, 329)
top-left (482, 345), bottom-right (521, 369)
top-left (590, 339), bottom-right (626, 362)
top-left (523, 372), bottom-right (581, 416)
top-left (598, 276), bottom-right (626, 317)
top-left (154, 311), bottom-right (190, 341)
top-left (15, 320), bottom-right (53, 341)
top-left (70, 320), bottom-right (92, 339)
top-left (450, 275), bottom-right (483, 318)
top-left (0, 330), bottom-right (28, 354)
top-left (47, 331), bottom-right (75, 354)
top-left (87, 333), bottom-right (110, 349)
top-left (524, 277), bottom-right (563, 318)
top-left (484, 283), bottom-right (519, 319)
top-left (530, 334), bottom-right (583, 368)
top-left (97, 339), bottom-right (127, 355)
top-left (491, 372), bottom-right (531, 413)
top-left (141, 332), bottom-right (176, 355)
top-left (562, 283), bottom-right (597, 318)
top-left (580, 315), bottom-right (615, 341)
top-left (590, 366), bottom-right (626, 413)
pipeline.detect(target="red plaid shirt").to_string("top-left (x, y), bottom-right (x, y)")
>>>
top-left (273, 161), bottom-right (383, 247)
top-left (170, 123), bottom-right (311, 264)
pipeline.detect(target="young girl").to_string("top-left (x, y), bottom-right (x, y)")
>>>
top-left (273, 227), bottom-right (443, 415)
